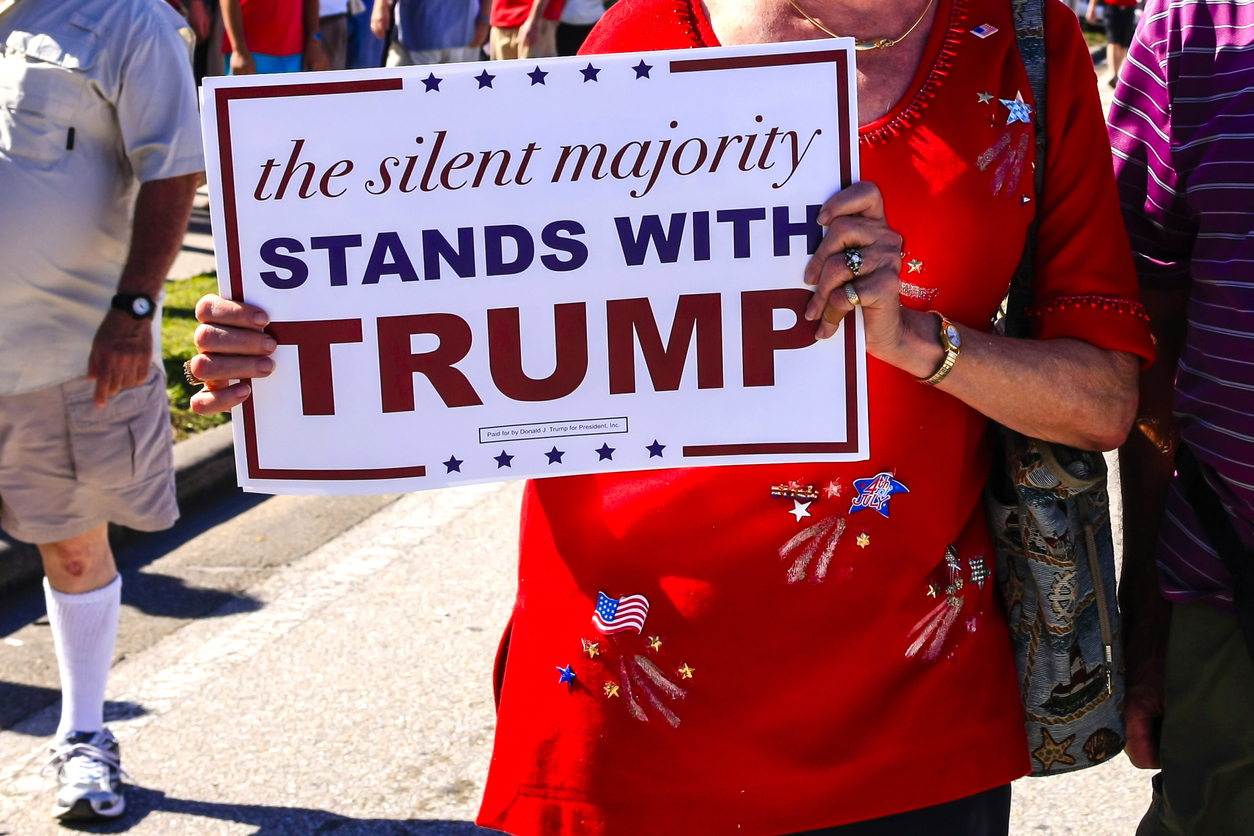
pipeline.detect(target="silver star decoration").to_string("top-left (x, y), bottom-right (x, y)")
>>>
top-left (1000, 90), bottom-right (1033, 125)
top-left (790, 500), bottom-right (812, 522)
top-left (977, 91), bottom-right (994, 104)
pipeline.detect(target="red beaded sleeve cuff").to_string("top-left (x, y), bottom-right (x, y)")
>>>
top-left (1028, 294), bottom-right (1156, 366)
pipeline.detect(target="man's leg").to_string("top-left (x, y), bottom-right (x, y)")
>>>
top-left (490, 25), bottom-right (520, 60)
top-left (40, 524), bottom-right (119, 738)
top-left (1136, 602), bottom-right (1254, 836)
top-left (1111, 43), bottom-right (1128, 79)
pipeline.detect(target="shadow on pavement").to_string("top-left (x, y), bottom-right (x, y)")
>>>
top-left (0, 682), bottom-right (148, 735)
top-left (56, 786), bottom-right (501, 835)
top-left (119, 570), bottom-right (261, 620)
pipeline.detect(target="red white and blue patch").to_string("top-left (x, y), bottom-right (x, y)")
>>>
top-left (849, 472), bottom-right (910, 518)
top-left (971, 23), bottom-right (999, 39)
top-left (593, 591), bottom-right (650, 635)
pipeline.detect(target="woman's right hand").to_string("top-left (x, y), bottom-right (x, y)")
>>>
top-left (189, 295), bottom-right (276, 415)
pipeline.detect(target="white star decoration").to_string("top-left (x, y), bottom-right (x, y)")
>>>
top-left (1000, 91), bottom-right (1034, 126)
top-left (790, 500), bottom-right (812, 522)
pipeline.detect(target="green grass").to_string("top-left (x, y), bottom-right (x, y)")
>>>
top-left (163, 273), bottom-right (230, 441)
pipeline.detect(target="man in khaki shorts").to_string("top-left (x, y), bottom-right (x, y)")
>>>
top-left (0, 0), bottom-right (204, 821)
top-left (489, 0), bottom-right (563, 59)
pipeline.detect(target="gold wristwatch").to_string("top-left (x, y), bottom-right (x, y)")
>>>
top-left (916, 313), bottom-right (961, 386)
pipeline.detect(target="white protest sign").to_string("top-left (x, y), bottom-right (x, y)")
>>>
top-left (201, 41), bottom-right (865, 495)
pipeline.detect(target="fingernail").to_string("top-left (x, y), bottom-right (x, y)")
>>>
top-left (239, 383), bottom-right (252, 399)
top-left (804, 310), bottom-right (818, 322)
top-left (262, 337), bottom-right (277, 352)
top-left (258, 358), bottom-right (275, 373)
top-left (253, 313), bottom-right (268, 327)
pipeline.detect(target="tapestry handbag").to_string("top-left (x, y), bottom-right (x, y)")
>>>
top-left (981, 0), bottom-right (1127, 776)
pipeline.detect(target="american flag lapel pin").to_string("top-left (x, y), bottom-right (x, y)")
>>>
top-left (592, 591), bottom-right (650, 635)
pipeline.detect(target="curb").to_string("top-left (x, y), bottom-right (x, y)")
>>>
top-left (1091, 42), bottom-right (1107, 64)
top-left (0, 422), bottom-right (237, 600)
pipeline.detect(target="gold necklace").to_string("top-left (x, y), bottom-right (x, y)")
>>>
top-left (787, 0), bottom-right (937, 51)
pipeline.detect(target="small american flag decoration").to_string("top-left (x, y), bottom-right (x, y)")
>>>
top-left (592, 591), bottom-right (650, 635)
top-left (970, 23), bottom-right (999, 39)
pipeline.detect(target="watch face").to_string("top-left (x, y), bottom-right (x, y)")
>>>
top-left (945, 324), bottom-right (961, 348)
top-left (132, 297), bottom-right (152, 317)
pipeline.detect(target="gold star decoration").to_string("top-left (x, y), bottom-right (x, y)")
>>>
top-left (582, 639), bottom-right (599, 658)
top-left (907, 259), bottom-right (924, 273)
top-left (677, 663), bottom-right (695, 680)
top-left (927, 583), bottom-right (939, 598)
top-left (647, 636), bottom-right (663, 652)
top-left (1032, 728), bottom-right (1077, 772)
top-left (603, 681), bottom-right (620, 698)
top-left (856, 532), bottom-right (871, 548)
top-left (977, 91), bottom-right (994, 104)
top-left (824, 480), bottom-right (843, 498)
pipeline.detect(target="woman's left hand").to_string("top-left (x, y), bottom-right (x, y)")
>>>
top-left (803, 181), bottom-right (906, 355)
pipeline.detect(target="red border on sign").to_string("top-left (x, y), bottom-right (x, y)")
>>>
top-left (214, 78), bottom-right (427, 482)
top-left (216, 50), bottom-right (864, 480)
top-left (672, 47), bottom-right (862, 458)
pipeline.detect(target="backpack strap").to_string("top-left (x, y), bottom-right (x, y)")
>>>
top-left (1004, 0), bottom-right (1048, 339)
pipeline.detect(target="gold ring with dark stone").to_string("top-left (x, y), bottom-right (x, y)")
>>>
top-left (183, 359), bottom-right (204, 387)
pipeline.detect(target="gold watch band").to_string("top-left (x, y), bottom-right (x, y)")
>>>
top-left (916, 313), bottom-right (961, 386)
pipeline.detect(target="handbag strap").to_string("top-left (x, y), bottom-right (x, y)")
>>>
top-left (1004, 0), bottom-right (1048, 339)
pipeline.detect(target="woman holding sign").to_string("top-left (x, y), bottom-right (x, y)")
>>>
top-left (190, 0), bottom-right (1154, 832)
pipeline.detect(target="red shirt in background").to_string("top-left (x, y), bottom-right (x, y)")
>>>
top-left (222, 0), bottom-right (305, 56)
top-left (476, 0), bottom-right (1155, 834)
top-left (491, 0), bottom-right (565, 29)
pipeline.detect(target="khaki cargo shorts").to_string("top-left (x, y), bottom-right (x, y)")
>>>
top-left (0, 365), bottom-right (178, 545)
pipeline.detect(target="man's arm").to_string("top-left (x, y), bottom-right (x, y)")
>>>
top-left (519, 0), bottom-right (551, 51)
top-left (88, 174), bottom-right (200, 408)
top-left (1118, 284), bottom-right (1190, 768)
top-left (472, 0), bottom-right (491, 48)
top-left (304, 0), bottom-right (331, 70)
top-left (219, 0), bottom-right (256, 74)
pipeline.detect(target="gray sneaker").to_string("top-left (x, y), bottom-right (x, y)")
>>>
top-left (43, 729), bottom-right (126, 820)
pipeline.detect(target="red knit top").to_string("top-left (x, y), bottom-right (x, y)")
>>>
top-left (477, 1), bottom-right (1154, 834)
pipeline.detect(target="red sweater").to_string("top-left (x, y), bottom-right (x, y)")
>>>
top-left (478, 1), bottom-right (1154, 834)
top-left (491, 0), bottom-right (566, 29)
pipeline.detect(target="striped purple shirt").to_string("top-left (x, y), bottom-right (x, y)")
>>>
top-left (1109, 0), bottom-right (1254, 615)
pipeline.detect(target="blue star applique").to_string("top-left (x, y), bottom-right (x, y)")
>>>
top-left (646, 440), bottom-right (666, 458)
top-left (421, 73), bottom-right (442, 92)
top-left (474, 69), bottom-right (495, 89)
top-left (556, 664), bottom-right (577, 685)
top-left (580, 63), bottom-right (600, 82)
top-left (443, 455), bottom-right (463, 473)
top-left (1000, 90), bottom-right (1033, 125)
top-left (494, 450), bottom-right (514, 468)
top-left (595, 443), bottom-right (615, 461)
top-left (527, 66), bottom-right (548, 85)
top-left (632, 60), bottom-right (652, 79)
top-left (546, 446), bottom-right (565, 464)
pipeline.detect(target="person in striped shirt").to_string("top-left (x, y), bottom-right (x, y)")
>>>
top-left (1112, 1), bottom-right (1254, 833)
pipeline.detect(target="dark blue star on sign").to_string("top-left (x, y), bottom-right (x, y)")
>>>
top-left (527, 66), bottom-right (548, 85)
top-left (646, 440), bottom-right (666, 458)
top-left (632, 59), bottom-right (652, 79)
top-left (546, 446), bottom-right (565, 464)
top-left (443, 455), bottom-right (463, 473)
top-left (422, 73), bottom-right (442, 92)
top-left (556, 664), bottom-right (577, 685)
top-left (474, 69), bottom-right (495, 89)
top-left (580, 63), bottom-right (600, 82)
top-left (595, 443), bottom-right (615, 461)
top-left (494, 450), bottom-right (514, 468)
top-left (848, 472), bottom-right (911, 518)
top-left (1000, 90), bottom-right (1033, 125)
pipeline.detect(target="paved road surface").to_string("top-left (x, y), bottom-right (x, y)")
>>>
top-left (0, 476), bottom-right (1155, 835)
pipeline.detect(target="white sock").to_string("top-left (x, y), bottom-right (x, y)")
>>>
top-left (43, 575), bottom-right (122, 738)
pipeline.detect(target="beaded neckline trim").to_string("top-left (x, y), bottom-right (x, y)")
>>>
top-left (1026, 295), bottom-right (1151, 322)
top-left (859, 0), bottom-right (968, 146)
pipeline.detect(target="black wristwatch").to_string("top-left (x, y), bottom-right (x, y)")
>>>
top-left (111, 292), bottom-right (156, 320)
